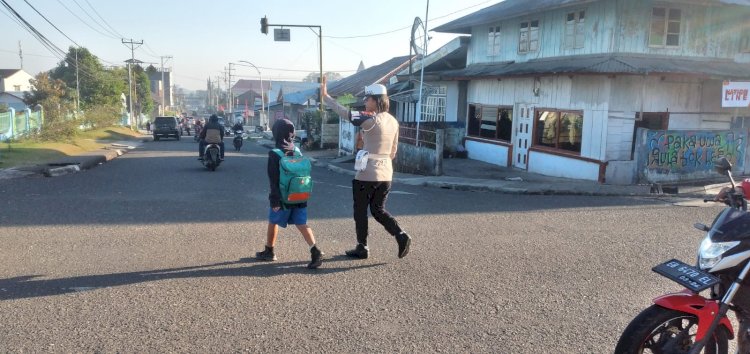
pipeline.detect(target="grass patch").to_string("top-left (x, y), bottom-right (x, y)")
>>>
top-left (0, 126), bottom-right (143, 169)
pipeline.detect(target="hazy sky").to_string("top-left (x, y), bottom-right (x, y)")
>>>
top-left (0, 0), bottom-right (503, 91)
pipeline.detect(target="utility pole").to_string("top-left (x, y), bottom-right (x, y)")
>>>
top-left (75, 48), bottom-right (79, 114)
top-left (122, 38), bottom-right (143, 130)
top-left (18, 41), bottom-right (22, 69)
top-left (227, 63), bottom-right (235, 117)
top-left (160, 55), bottom-right (172, 115)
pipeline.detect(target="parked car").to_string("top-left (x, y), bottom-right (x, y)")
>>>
top-left (152, 116), bottom-right (181, 141)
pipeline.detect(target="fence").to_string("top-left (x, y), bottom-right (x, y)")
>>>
top-left (398, 123), bottom-right (439, 149)
top-left (0, 108), bottom-right (43, 141)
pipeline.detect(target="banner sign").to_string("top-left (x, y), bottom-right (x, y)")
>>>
top-left (722, 81), bottom-right (750, 108)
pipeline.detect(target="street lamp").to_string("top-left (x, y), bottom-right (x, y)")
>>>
top-left (238, 60), bottom-right (265, 130)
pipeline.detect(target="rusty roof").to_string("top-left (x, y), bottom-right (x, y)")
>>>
top-left (328, 55), bottom-right (415, 97)
top-left (440, 54), bottom-right (750, 79)
top-left (434, 0), bottom-right (750, 34)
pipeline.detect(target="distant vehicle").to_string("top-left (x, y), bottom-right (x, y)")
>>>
top-left (152, 116), bottom-right (181, 141)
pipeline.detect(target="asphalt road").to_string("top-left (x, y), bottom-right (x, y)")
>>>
top-left (0, 136), bottom-right (729, 353)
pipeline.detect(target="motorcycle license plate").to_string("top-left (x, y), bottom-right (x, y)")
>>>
top-left (652, 259), bottom-right (719, 292)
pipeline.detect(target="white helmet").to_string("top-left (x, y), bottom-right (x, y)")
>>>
top-left (364, 84), bottom-right (387, 96)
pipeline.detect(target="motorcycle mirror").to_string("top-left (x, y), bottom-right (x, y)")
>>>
top-left (714, 157), bottom-right (732, 176)
top-left (693, 223), bottom-right (710, 232)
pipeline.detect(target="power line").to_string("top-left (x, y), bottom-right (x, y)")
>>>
top-left (82, 0), bottom-right (124, 38)
top-left (71, 0), bottom-right (119, 38)
top-left (324, 0), bottom-right (495, 39)
top-left (54, 0), bottom-right (118, 39)
top-left (22, 0), bottom-right (81, 47)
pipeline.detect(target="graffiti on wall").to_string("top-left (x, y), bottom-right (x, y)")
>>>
top-left (645, 130), bottom-right (746, 173)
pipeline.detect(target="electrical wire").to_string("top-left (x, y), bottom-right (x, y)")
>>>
top-left (54, 0), bottom-right (118, 39)
top-left (22, 0), bottom-right (81, 47)
top-left (324, 0), bottom-right (496, 39)
top-left (71, 0), bottom-right (119, 39)
top-left (82, 0), bottom-right (124, 38)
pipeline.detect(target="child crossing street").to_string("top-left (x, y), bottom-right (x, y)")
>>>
top-left (255, 118), bottom-right (323, 269)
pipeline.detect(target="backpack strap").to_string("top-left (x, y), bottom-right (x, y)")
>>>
top-left (272, 147), bottom-right (302, 157)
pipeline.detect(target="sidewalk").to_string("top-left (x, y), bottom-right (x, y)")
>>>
top-left (255, 136), bottom-right (682, 197)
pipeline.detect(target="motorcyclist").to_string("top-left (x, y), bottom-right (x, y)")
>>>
top-left (194, 119), bottom-right (203, 136)
top-left (198, 114), bottom-right (225, 160)
top-left (232, 121), bottom-right (244, 133)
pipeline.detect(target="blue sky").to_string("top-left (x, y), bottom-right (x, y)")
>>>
top-left (0, 0), bottom-right (503, 91)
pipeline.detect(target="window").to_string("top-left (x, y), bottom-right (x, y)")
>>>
top-left (564, 10), bottom-right (585, 49)
top-left (649, 7), bottom-right (681, 47)
top-left (13, 85), bottom-right (21, 91)
top-left (467, 104), bottom-right (513, 141)
top-left (488, 26), bottom-right (501, 56)
top-left (534, 110), bottom-right (583, 153)
top-left (519, 20), bottom-right (540, 53)
top-left (420, 86), bottom-right (447, 122)
top-left (741, 29), bottom-right (750, 53)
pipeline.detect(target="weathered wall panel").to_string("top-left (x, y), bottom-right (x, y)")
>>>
top-left (617, 0), bottom-right (750, 58)
top-left (635, 128), bottom-right (747, 183)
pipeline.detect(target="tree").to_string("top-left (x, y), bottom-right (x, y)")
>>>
top-left (50, 47), bottom-right (127, 109)
top-left (133, 66), bottom-right (153, 115)
top-left (302, 72), bottom-right (342, 83)
top-left (24, 72), bottom-right (76, 140)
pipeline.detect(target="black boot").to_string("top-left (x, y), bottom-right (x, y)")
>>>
top-left (308, 246), bottom-right (323, 269)
top-left (395, 232), bottom-right (411, 259)
top-left (255, 246), bottom-right (277, 261)
top-left (345, 244), bottom-right (369, 259)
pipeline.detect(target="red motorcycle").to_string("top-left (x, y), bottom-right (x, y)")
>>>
top-left (615, 158), bottom-right (750, 354)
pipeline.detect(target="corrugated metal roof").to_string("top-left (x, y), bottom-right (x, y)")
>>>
top-left (440, 54), bottom-right (750, 79)
top-left (268, 88), bottom-right (319, 106)
top-left (433, 0), bottom-right (596, 34)
top-left (433, 0), bottom-right (750, 34)
top-left (328, 55), bottom-right (415, 97)
top-left (0, 69), bottom-right (21, 79)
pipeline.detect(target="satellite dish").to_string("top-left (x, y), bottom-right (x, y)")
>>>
top-left (411, 17), bottom-right (426, 56)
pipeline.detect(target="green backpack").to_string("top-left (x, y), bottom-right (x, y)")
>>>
top-left (272, 147), bottom-right (313, 206)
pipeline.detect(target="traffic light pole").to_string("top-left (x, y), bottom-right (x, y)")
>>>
top-left (260, 17), bottom-right (324, 112)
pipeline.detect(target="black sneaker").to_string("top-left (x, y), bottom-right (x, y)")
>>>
top-left (396, 232), bottom-right (411, 259)
top-left (308, 246), bottom-right (324, 269)
top-left (345, 244), bottom-right (369, 259)
top-left (255, 246), bottom-right (277, 261)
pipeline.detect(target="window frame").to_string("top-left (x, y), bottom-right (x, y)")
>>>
top-left (467, 104), bottom-right (514, 142)
top-left (533, 108), bottom-right (584, 154)
top-left (420, 86), bottom-right (447, 122)
top-left (649, 7), bottom-right (682, 48)
top-left (741, 28), bottom-right (750, 53)
top-left (564, 10), bottom-right (586, 49)
top-left (13, 85), bottom-right (21, 91)
top-left (518, 19), bottom-right (540, 54)
top-left (487, 25), bottom-right (502, 56)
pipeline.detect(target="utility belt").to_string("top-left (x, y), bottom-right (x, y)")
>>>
top-left (355, 151), bottom-right (390, 171)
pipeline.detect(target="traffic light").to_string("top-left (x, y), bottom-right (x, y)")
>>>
top-left (260, 16), bottom-right (268, 35)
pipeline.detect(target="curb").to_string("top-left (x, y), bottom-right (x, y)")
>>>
top-left (42, 147), bottom-right (130, 177)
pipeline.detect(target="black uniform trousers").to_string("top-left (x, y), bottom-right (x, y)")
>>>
top-left (352, 179), bottom-right (403, 246)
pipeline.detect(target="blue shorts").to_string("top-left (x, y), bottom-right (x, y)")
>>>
top-left (268, 207), bottom-right (307, 228)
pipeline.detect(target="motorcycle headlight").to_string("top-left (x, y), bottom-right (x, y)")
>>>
top-left (698, 237), bottom-right (740, 270)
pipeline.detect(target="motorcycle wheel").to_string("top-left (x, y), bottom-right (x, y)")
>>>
top-left (615, 304), bottom-right (729, 354)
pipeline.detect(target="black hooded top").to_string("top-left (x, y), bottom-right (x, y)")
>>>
top-left (267, 119), bottom-right (305, 209)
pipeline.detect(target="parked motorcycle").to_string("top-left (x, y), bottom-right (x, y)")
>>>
top-left (615, 157), bottom-right (750, 354)
top-left (201, 144), bottom-right (222, 171)
top-left (233, 130), bottom-right (245, 151)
